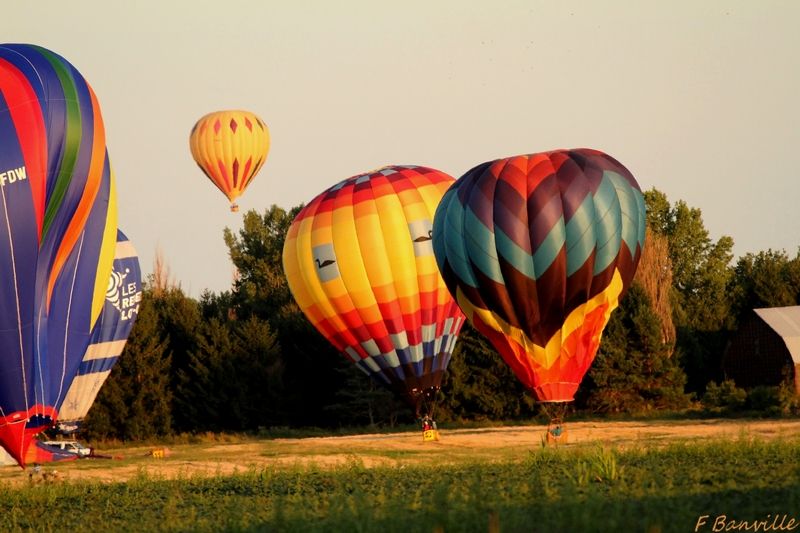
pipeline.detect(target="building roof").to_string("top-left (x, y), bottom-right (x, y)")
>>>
top-left (754, 306), bottom-right (800, 364)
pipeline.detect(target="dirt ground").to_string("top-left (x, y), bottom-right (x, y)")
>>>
top-left (3, 418), bottom-right (800, 487)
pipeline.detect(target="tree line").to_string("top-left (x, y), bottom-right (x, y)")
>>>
top-left (82, 189), bottom-right (800, 440)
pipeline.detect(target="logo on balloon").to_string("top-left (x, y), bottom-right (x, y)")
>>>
top-left (0, 166), bottom-right (26, 187)
top-left (105, 268), bottom-right (141, 320)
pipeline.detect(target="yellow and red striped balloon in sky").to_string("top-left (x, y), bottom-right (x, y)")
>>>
top-left (282, 165), bottom-right (465, 414)
top-left (189, 110), bottom-right (270, 212)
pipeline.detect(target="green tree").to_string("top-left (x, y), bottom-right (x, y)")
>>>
top-left (581, 284), bottom-right (690, 413)
top-left (84, 291), bottom-right (173, 440)
top-left (224, 206), bottom-right (348, 427)
top-left (730, 249), bottom-right (800, 317)
top-left (224, 206), bottom-right (301, 320)
top-left (439, 323), bottom-right (537, 421)
top-left (644, 189), bottom-right (734, 331)
top-left (323, 358), bottom-right (409, 428)
top-left (176, 316), bottom-right (285, 432)
top-left (147, 286), bottom-right (202, 432)
top-left (643, 189), bottom-right (735, 392)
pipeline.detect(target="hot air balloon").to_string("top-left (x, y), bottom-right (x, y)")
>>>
top-left (432, 149), bottom-right (645, 437)
top-left (189, 110), bottom-right (270, 212)
top-left (0, 44), bottom-right (117, 466)
top-left (57, 230), bottom-right (142, 434)
top-left (283, 166), bottom-right (465, 432)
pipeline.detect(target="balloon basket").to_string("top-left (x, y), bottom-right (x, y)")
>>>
top-left (545, 418), bottom-right (568, 446)
top-left (419, 411), bottom-right (440, 442)
top-left (422, 429), bottom-right (441, 442)
top-left (230, 203), bottom-right (239, 213)
top-left (541, 401), bottom-right (570, 446)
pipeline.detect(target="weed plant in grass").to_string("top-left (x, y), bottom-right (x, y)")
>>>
top-left (1, 438), bottom-right (799, 532)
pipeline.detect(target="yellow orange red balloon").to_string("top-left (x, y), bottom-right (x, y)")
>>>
top-left (189, 110), bottom-right (270, 211)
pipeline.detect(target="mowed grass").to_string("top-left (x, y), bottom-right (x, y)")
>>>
top-left (1, 437), bottom-right (799, 532)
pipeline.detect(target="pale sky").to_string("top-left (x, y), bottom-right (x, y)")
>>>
top-left (7, 1), bottom-right (800, 296)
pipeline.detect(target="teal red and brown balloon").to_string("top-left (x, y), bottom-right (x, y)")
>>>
top-left (432, 148), bottom-right (646, 403)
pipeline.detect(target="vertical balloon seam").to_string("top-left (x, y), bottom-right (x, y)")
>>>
top-left (497, 155), bottom-right (538, 341)
top-left (199, 119), bottom-right (226, 197)
top-left (383, 172), bottom-right (425, 372)
top-left (560, 161), bottom-right (596, 378)
top-left (351, 176), bottom-right (404, 382)
top-left (375, 173), bottom-right (414, 372)
top-left (39, 51), bottom-right (80, 238)
top-left (222, 114), bottom-right (235, 199)
top-left (429, 184), bottom-right (452, 371)
top-left (45, 80), bottom-right (106, 313)
top-left (560, 156), bottom-right (609, 388)
top-left (290, 207), bottom-right (353, 358)
top-left (251, 121), bottom-right (268, 188)
top-left (407, 169), bottom-right (444, 374)
top-left (230, 116), bottom-right (242, 192)
top-left (0, 171), bottom-right (29, 416)
top-left (0, 54), bottom-right (47, 237)
top-left (568, 158), bottom-right (611, 392)
top-left (91, 168), bottom-right (118, 328)
top-left (503, 155), bottom-right (555, 374)
top-left (58, 230), bottom-right (140, 424)
top-left (415, 170), bottom-right (455, 378)
top-left (237, 119), bottom-right (250, 191)
top-left (316, 187), bottom-right (382, 375)
top-left (357, 176), bottom-right (399, 379)
top-left (300, 200), bottom-right (358, 357)
top-left (301, 196), bottom-right (352, 355)
top-left (469, 158), bottom-right (524, 331)
top-left (196, 126), bottom-right (223, 195)
top-left (351, 178), bottom-right (404, 381)
top-left (53, 231), bottom-right (86, 411)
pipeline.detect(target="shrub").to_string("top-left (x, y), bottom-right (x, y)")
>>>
top-left (702, 379), bottom-right (747, 411)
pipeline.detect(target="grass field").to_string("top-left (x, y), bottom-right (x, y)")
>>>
top-left (1, 420), bottom-right (799, 532)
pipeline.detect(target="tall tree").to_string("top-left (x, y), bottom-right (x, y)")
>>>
top-left (581, 284), bottom-right (690, 413)
top-left (223, 206), bottom-right (347, 427)
top-left (439, 323), bottom-right (537, 421)
top-left (643, 189), bottom-right (735, 392)
top-left (149, 286), bottom-right (202, 431)
top-left (730, 249), bottom-right (800, 318)
top-left (176, 316), bottom-right (285, 432)
top-left (633, 228), bottom-right (676, 350)
top-left (224, 206), bottom-right (301, 320)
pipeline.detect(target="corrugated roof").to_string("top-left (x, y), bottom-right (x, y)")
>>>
top-left (754, 306), bottom-right (800, 364)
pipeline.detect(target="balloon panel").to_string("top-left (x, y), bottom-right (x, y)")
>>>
top-left (432, 149), bottom-right (645, 402)
top-left (0, 44), bottom-right (116, 465)
top-left (58, 229), bottom-right (142, 427)
top-left (283, 166), bottom-right (465, 404)
top-left (189, 110), bottom-right (270, 204)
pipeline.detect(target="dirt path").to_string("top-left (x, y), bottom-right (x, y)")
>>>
top-left (3, 418), bottom-right (799, 487)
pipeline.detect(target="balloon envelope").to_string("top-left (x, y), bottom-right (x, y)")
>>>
top-left (432, 149), bottom-right (645, 402)
top-left (57, 230), bottom-right (142, 432)
top-left (283, 165), bottom-right (465, 411)
top-left (0, 44), bottom-right (117, 465)
top-left (189, 110), bottom-right (270, 210)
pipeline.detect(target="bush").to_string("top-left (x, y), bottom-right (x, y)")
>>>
top-left (702, 380), bottom-right (747, 411)
top-left (777, 379), bottom-right (800, 415)
top-left (746, 386), bottom-right (782, 415)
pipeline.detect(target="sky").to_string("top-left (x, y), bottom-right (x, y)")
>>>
top-left (7, 1), bottom-right (800, 296)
